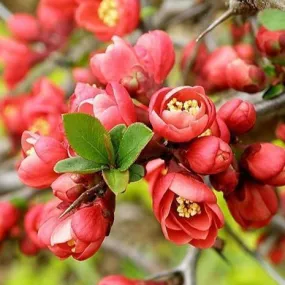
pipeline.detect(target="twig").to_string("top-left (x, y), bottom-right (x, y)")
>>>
top-left (0, 2), bottom-right (12, 21)
top-left (224, 223), bottom-right (285, 285)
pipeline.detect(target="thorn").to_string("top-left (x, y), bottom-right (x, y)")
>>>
top-left (196, 9), bottom-right (234, 42)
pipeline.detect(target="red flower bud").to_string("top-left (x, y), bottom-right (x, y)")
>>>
top-left (18, 131), bottom-right (68, 189)
top-left (241, 143), bottom-right (285, 186)
top-left (226, 180), bottom-right (278, 229)
top-left (0, 202), bottom-right (19, 241)
top-left (52, 173), bottom-right (94, 202)
top-left (77, 82), bottom-right (137, 130)
top-left (186, 136), bottom-right (233, 175)
top-left (276, 122), bottom-right (285, 142)
top-left (230, 22), bottom-right (250, 43)
top-left (201, 46), bottom-right (238, 91)
top-left (76, 0), bottom-right (140, 41)
top-left (208, 116), bottom-right (230, 143)
top-left (218, 99), bottom-right (256, 135)
top-left (148, 161), bottom-right (224, 248)
top-left (8, 14), bottom-right (40, 42)
top-left (38, 190), bottom-right (115, 260)
top-left (210, 164), bottom-right (239, 195)
top-left (234, 43), bottom-right (255, 63)
top-left (226, 59), bottom-right (266, 93)
top-left (149, 86), bottom-right (216, 142)
top-left (99, 275), bottom-right (167, 285)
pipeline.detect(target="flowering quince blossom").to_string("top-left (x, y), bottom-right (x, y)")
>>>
top-left (90, 31), bottom-right (175, 102)
top-left (149, 86), bottom-right (215, 142)
top-left (38, 190), bottom-right (115, 260)
top-left (98, 275), bottom-right (167, 285)
top-left (241, 143), bottom-right (285, 186)
top-left (0, 202), bottom-right (19, 241)
top-left (147, 160), bottom-right (224, 248)
top-left (226, 180), bottom-right (278, 229)
top-left (70, 82), bottom-right (137, 130)
top-left (276, 122), bottom-right (285, 142)
top-left (17, 131), bottom-right (68, 189)
top-left (186, 136), bottom-right (233, 175)
top-left (76, 0), bottom-right (140, 41)
top-left (218, 99), bottom-right (256, 135)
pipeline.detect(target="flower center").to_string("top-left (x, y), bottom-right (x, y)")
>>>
top-left (3, 105), bottom-right (17, 117)
top-left (199, 129), bottom-right (212, 137)
top-left (67, 239), bottom-right (76, 253)
top-left (167, 98), bottom-right (200, 115)
top-left (29, 117), bottom-right (50, 136)
top-left (98, 0), bottom-right (119, 27)
top-left (176, 196), bottom-right (201, 218)
top-left (26, 147), bottom-right (36, 156)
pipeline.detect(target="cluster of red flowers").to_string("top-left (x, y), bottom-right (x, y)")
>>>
top-left (181, 24), bottom-right (285, 94)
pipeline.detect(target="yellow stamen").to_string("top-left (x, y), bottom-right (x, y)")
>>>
top-left (98, 0), bottom-right (119, 27)
top-left (29, 117), bottom-right (50, 136)
top-left (3, 105), bottom-right (17, 117)
top-left (176, 196), bottom-right (201, 218)
top-left (167, 98), bottom-right (200, 115)
top-left (199, 129), bottom-right (212, 137)
top-left (67, 239), bottom-right (76, 252)
top-left (26, 147), bottom-right (36, 156)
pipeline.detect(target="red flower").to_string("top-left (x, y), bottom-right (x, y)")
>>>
top-left (72, 67), bottom-right (97, 84)
top-left (210, 164), bottom-right (240, 195)
top-left (276, 122), bottom-right (285, 142)
top-left (149, 86), bottom-right (216, 142)
top-left (52, 173), bottom-right (95, 202)
top-left (208, 116), bottom-right (230, 143)
top-left (38, 190), bottom-right (115, 260)
top-left (148, 161), bottom-right (224, 248)
top-left (241, 143), bottom-right (285, 186)
top-left (20, 235), bottom-right (41, 256)
top-left (226, 59), bottom-right (266, 93)
top-left (218, 99), bottom-right (256, 135)
top-left (24, 204), bottom-right (46, 248)
top-left (226, 180), bottom-right (278, 229)
top-left (234, 43), bottom-right (255, 63)
top-left (99, 275), bottom-right (167, 285)
top-left (186, 136), bottom-right (233, 175)
top-left (200, 46), bottom-right (238, 92)
top-left (76, 0), bottom-right (140, 41)
top-left (17, 131), bottom-right (68, 189)
top-left (230, 22), bottom-right (250, 43)
top-left (76, 82), bottom-right (137, 130)
top-left (0, 202), bottom-right (19, 241)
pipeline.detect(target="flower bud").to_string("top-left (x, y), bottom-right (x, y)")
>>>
top-left (231, 22), bottom-right (250, 43)
top-left (20, 236), bottom-right (41, 256)
top-left (276, 122), bottom-right (285, 142)
top-left (208, 116), bottom-right (230, 143)
top-left (234, 43), bottom-right (255, 63)
top-left (0, 202), bottom-right (19, 241)
top-left (186, 136), bottom-right (233, 175)
top-left (218, 99), bottom-right (256, 135)
top-left (210, 164), bottom-right (239, 195)
top-left (226, 59), bottom-right (266, 93)
top-left (226, 180), bottom-right (278, 229)
top-left (99, 275), bottom-right (167, 285)
top-left (241, 143), bottom-right (285, 186)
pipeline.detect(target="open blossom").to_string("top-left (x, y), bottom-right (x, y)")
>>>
top-left (226, 59), bottom-right (266, 93)
top-left (241, 143), bottom-right (285, 186)
top-left (210, 164), bottom-right (240, 195)
top-left (218, 99), bottom-right (256, 135)
top-left (17, 131), bottom-right (68, 189)
top-left (149, 86), bottom-right (216, 142)
top-left (147, 160), bottom-right (224, 248)
top-left (52, 173), bottom-right (95, 202)
top-left (38, 190), bottom-right (115, 260)
top-left (73, 82), bottom-right (137, 130)
top-left (186, 136), bottom-right (233, 175)
top-left (226, 180), bottom-right (278, 229)
top-left (90, 31), bottom-right (175, 101)
top-left (76, 0), bottom-right (140, 41)
top-left (99, 275), bottom-right (167, 285)
top-left (0, 202), bottom-right (19, 241)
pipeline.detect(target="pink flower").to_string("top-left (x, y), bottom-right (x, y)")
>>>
top-left (186, 136), bottom-right (233, 175)
top-left (17, 131), bottom-right (68, 189)
top-left (38, 190), bottom-right (115, 260)
top-left (75, 0), bottom-right (140, 41)
top-left (149, 86), bottom-right (216, 142)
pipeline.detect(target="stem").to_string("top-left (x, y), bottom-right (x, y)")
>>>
top-left (224, 223), bottom-right (285, 285)
top-left (0, 3), bottom-right (12, 21)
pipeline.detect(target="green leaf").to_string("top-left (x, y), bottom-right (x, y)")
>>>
top-left (117, 123), bottom-right (153, 171)
top-left (54, 157), bottom-right (107, 174)
top-left (103, 169), bottom-right (129, 194)
top-left (129, 164), bottom-right (145, 182)
top-left (263, 84), bottom-right (285, 100)
top-left (109, 124), bottom-right (127, 155)
top-left (63, 113), bottom-right (114, 165)
top-left (258, 9), bottom-right (285, 31)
